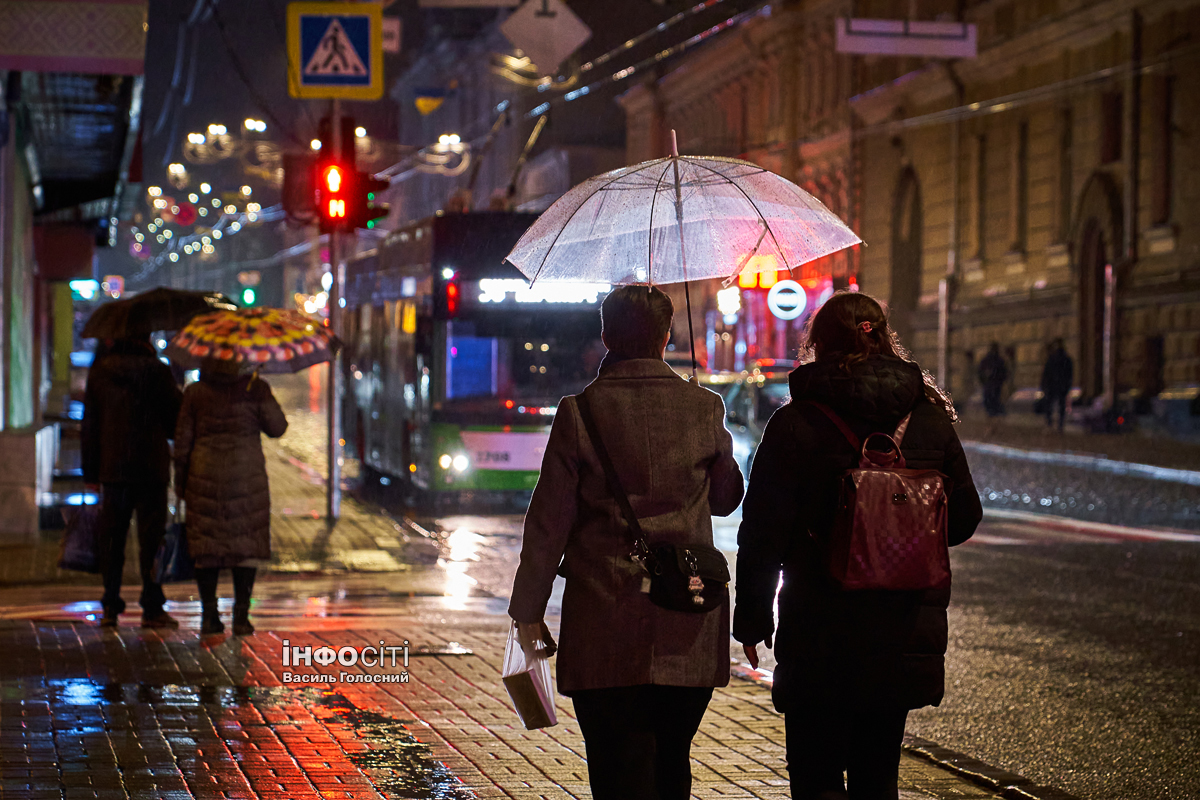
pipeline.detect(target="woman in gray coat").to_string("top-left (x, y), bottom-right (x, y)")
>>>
top-left (510, 285), bottom-right (744, 800)
top-left (174, 359), bottom-right (288, 635)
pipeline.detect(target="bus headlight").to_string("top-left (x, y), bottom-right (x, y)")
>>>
top-left (452, 454), bottom-right (470, 473)
top-left (438, 454), bottom-right (453, 470)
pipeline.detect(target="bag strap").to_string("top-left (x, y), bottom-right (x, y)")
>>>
top-left (575, 392), bottom-right (654, 567)
top-left (809, 402), bottom-right (861, 451)
top-left (811, 401), bottom-right (913, 459)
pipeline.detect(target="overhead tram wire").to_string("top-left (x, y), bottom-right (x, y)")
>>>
top-left (524, 3), bottom-right (772, 119)
top-left (205, 0), bottom-right (307, 149)
top-left (730, 38), bottom-right (1200, 159)
top-left (372, 3), bottom-right (769, 185)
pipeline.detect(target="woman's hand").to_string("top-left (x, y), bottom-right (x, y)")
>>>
top-left (516, 620), bottom-right (558, 657)
top-left (742, 634), bottom-right (772, 670)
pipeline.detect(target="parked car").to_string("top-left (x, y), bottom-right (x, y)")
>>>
top-left (722, 361), bottom-right (794, 476)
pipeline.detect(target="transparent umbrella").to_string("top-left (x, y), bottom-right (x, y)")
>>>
top-left (506, 132), bottom-right (861, 376)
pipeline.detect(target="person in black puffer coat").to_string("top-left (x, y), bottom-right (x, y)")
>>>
top-left (735, 291), bottom-right (982, 800)
top-left (174, 358), bottom-right (288, 635)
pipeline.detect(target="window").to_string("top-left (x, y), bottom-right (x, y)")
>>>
top-left (1100, 91), bottom-right (1123, 164)
top-left (1057, 106), bottom-right (1073, 241)
top-left (1151, 76), bottom-right (1174, 225)
top-left (1010, 121), bottom-right (1029, 252)
top-left (974, 134), bottom-right (988, 259)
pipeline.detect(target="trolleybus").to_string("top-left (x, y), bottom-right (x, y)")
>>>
top-left (342, 212), bottom-right (611, 509)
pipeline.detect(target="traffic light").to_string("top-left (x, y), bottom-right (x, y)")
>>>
top-left (242, 287), bottom-right (257, 306)
top-left (314, 114), bottom-right (358, 234)
top-left (353, 172), bottom-right (390, 230)
top-left (318, 162), bottom-right (353, 233)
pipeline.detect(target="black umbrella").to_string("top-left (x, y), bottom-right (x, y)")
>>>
top-left (81, 287), bottom-right (239, 340)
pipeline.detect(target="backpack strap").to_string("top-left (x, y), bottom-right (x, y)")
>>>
top-left (809, 402), bottom-right (861, 452)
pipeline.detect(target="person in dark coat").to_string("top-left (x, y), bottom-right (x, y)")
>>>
top-left (174, 359), bottom-right (288, 635)
top-left (977, 342), bottom-right (1008, 417)
top-left (509, 285), bottom-right (744, 800)
top-left (735, 292), bottom-right (982, 800)
top-left (1040, 339), bottom-right (1074, 431)
top-left (82, 335), bottom-right (183, 629)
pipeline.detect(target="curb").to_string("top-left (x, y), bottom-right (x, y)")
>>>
top-left (729, 664), bottom-right (1082, 800)
top-left (982, 507), bottom-right (1200, 543)
top-left (902, 734), bottom-right (1083, 800)
top-left (961, 440), bottom-right (1200, 486)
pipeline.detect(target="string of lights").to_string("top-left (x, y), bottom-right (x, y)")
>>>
top-left (130, 203), bottom-right (286, 282)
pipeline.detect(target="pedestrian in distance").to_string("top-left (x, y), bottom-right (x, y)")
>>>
top-left (735, 291), bottom-right (982, 800)
top-left (977, 341), bottom-right (1008, 418)
top-left (510, 285), bottom-right (744, 800)
top-left (1041, 338), bottom-right (1074, 432)
top-left (174, 358), bottom-right (288, 636)
top-left (82, 334), bottom-right (183, 629)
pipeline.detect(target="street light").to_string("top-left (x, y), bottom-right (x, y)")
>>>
top-left (310, 139), bottom-right (322, 151)
top-left (200, 183), bottom-right (211, 194)
top-left (355, 126), bottom-right (367, 138)
top-left (241, 185), bottom-right (252, 196)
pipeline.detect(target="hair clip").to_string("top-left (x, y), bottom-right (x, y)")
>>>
top-left (859, 321), bottom-right (874, 333)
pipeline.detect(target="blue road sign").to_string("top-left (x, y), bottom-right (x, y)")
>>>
top-left (288, 3), bottom-right (383, 99)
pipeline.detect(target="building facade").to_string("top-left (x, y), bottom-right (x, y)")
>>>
top-left (622, 0), bottom-right (1200, 425)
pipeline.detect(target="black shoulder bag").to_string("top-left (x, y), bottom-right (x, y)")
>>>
top-left (575, 392), bottom-right (730, 613)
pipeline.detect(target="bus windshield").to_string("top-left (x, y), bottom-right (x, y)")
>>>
top-left (444, 310), bottom-right (605, 407)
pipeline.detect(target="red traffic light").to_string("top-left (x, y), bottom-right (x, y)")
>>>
top-left (323, 165), bottom-right (344, 193)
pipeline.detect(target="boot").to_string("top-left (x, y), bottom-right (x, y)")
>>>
top-left (231, 567), bottom-right (256, 636)
top-left (200, 604), bottom-right (224, 635)
top-left (232, 604), bottom-right (254, 636)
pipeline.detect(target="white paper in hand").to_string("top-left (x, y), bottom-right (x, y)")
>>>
top-left (501, 621), bottom-right (558, 729)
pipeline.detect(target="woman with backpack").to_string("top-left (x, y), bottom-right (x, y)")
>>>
top-left (735, 291), bottom-right (982, 800)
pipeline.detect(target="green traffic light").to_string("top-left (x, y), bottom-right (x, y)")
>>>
top-left (367, 220), bottom-right (375, 229)
top-left (242, 287), bottom-right (256, 305)
top-left (367, 192), bottom-right (375, 201)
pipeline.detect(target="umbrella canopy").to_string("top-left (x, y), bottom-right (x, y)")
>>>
top-left (165, 307), bottom-right (340, 374)
top-left (506, 154), bottom-right (861, 287)
top-left (82, 287), bottom-right (239, 339)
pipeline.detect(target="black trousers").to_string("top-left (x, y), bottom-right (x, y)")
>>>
top-left (195, 567), bottom-right (257, 610)
top-left (1044, 392), bottom-right (1068, 430)
top-left (98, 482), bottom-right (168, 617)
top-left (571, 684), bottom-right (713, 800)
top-left (982, 385), bottom-right (1005, 416)
top-left (785, 705), bottom-right (909, 800)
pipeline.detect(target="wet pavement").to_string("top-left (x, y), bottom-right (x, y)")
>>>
top-left (13, 383), bottom-right (1200, 799)
top-left (0, 394), bottom-right (1020, 800)
top-left (0, 582), bottom-right (1014, 800)
top-left (957, 411), bottom-right (1200, 531)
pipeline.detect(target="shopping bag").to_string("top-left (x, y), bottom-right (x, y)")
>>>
top-left (501, 621), bottom-right (558, 729)
top-left (58, 503), bottom-right (101, 573)
top-left (153, 521), bottom-right (195, 583)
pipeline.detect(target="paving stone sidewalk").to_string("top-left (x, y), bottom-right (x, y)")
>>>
top-left (0, 604), bottom-right (1009, 800)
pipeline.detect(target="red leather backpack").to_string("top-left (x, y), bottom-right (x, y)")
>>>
top-left (811, 402), bottom-right (951, 591)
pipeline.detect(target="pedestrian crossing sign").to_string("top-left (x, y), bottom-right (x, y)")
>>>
top-left (287, 2), bottom-right (383, 99)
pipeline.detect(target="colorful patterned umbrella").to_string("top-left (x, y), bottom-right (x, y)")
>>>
top-left (165, 308), bottom-right (340, 374)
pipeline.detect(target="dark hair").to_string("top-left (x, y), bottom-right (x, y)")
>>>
top-left (600, 285), bottom-right (674, 359)
top-left (800, 290), bottom-right (957, 422)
